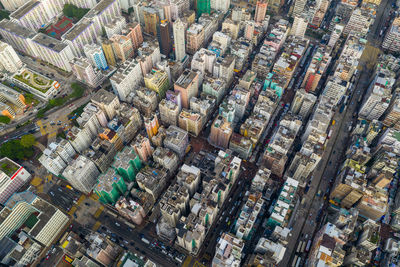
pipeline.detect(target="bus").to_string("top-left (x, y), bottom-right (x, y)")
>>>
top-left (292, 255), bottom-right (299, 267)
top-left (305, 240), bottom-right (312, 252)
top-left (296, 241), bottom-right (303, 253)
top-left (301, 241), bottom-right (307, 252)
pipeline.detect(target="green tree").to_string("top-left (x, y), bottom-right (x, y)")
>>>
top-left (0, 116), bottom-right (10, 124)
top-left (0, 140), bottom-right (33, 160)
top-left (0, 10), bottom-right (9, 20)
top-left (63, 4), bottom-right (74, 17)
top-left (20, 134), bottom-right (36, 148)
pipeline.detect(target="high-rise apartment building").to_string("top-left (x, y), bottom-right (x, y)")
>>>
top-left (178, 109), bottom-right (203, 136)
top-left (132, 134), bottom-right (153, 162)
top-left (211, 0), bottom-right (231, 13)
top-left (144, 69), bottom-right (170, 99)
top-left (124, 22), bottom-right (143, 50)
top-left (91, 88), bottom-right (120, 120)
top-left (290, 16), bottom-right (308, 38)
top-left (174, 69), bottom-right (199, 109)
top-left (110, 59), bottom-right (143, 101)
top-left (359, 70), bottom-right (394, 120)
top-left (173, 18), bottom-right (186, 62)
top-left (101, 39), bottom-right (117, 66)
top-left (255, 0), bottom-right (268, 23)
top-left (71, 57), bottom-right (105, 88)
top-left (159, 99), bottom-right (180, 126)
top-left (0, 158), bottom-right (31, 204)
top-left (62, 155), bottom-right (100, 194)
top-left (382, 17), bottom-right (400, 52)
top-left (186, 23), bottom-right (205, 54)
top-left (0, 41), bottom-right (22, 73)
top-left (84, 43), bottom-right (108, 70)
top-left (143, 6), bottom-right (159, 36)
top-left (110, 34), bottom-right (134, 63)
top-left (144, 114), bottom-right (160, 139)
top-left (159, 20), bottom-right (172, 56)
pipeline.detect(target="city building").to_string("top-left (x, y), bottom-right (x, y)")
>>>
top-left (209, 115), bottom-right (233, 148)
top-left (0, 158), bottom-right (31, 204)
top-left (110, 34), bottom-right (134, 63)
top-left (197, 0), bottom-right (211, 17)
top-left (359, 69), bottom-right (395, 120)
top-left (178, 109), bottom-right (203, 136)
top-left (173, 18), bottom-right (186, 62)
top-left (290, 16), bottom-right (308, 38)
top-left (101, 39), bottom-right (117, 66)
top-left (83, 43), bottom-right (108, 70)
top-left (212, 232), bottom-right (244, 266)
top-left (104, 16), bottom-right (126, 38)
top-left (112, 146), bottom-right (142, 183)
top-left (95, 168), bottom-right (128, 204)
top-left (164, 125), bottom-right (189, 158)
top-left (62, 155), bottom-right (100, 194)
top-left (186, 23), bottom-right (205, 55)
top-left (174, 69), bottom-right (199, 109)
top-left (159, 20), bottom-right (172, 56)
top-left (110, 59), bottom-right (143, 101)
top-left (132, 134), bottom-right (153, 163)
top-left (143, 6), bottom-right (159, 36)
top-left (71, 57), bottom-right (105, 88)
top-left (159, 99), bottom-right (180, 126)
top-left (91, 88), bottom-right (120, 120)
top-left (144, 69), bottom-right (170, 99)
top-left (255, 0), bottom-right (268, 23)
top-left (0, 41), bottom-right (22, 73)
top-left (0, 191), bottom-right (69, 247)
top-left (382, 17), bottom-right (400, 52)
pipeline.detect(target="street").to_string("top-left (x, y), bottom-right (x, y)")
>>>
top-left (279, 0), bottom-right (392, 264)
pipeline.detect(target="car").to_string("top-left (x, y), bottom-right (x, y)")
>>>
top-left (328, 161), bottom-right (332, 165)
top-left (115, 222), bottom-right (120, 227)
top-left (45, 255), bottom-right (50, 260)
top-left (130, 242), bottom-right (135, 246)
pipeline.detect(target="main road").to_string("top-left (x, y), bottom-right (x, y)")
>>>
top-left (279, 0), bottom-right (393, 265)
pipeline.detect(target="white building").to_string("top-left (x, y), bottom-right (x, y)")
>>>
top-left (0, 0), bottom-right (28, 11)
top-left (210, 0), bottom-right (230, 13)
top-left (290, 16), bottom-right (308, 38)
top-left (110, 58), bottom-right (143, 101)
top-left (62, 18), bottom-right (98, 58)
top-left (104, 16), bottom-right (127, 38)
top-left (66, 126), bottom-right (93, 153)
top-left (0, 41), bottom-right (22, 73)
top-left (382, 17), bottom-right (400, 52)
top-left (62, 155), bottom-right (100, 194)
top-left (173, 18), bottom-right (186, 62)
top-left (71, 57), bottom-right (105, 88)
top-left (0, 158), bottom-right (31, 204)
top-left (191, 48), bottom-right (216, 76)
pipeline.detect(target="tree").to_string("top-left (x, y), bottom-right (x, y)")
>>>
top-left (20, 134), bottom-right (36, 148)
top-left (0, 140), bottom-right (33, 160)
top-left (0, 116), bottom-right (10, 124)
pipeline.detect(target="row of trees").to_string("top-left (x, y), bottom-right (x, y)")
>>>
top-left (0, 134), bottom-right (36, 161)
top-left (37, 82), bottom-right (85, 118)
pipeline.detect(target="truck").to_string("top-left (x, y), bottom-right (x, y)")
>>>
top-left (141, 237), bottom-right (150, 245)
top-left (327, 129), bottom-right (333, 139)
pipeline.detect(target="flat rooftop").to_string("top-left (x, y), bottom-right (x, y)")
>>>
top-left (62, 19), bottom-right (92, 41)
top-left (10, 0), bottom-right (40, 20)
top-left (32, 33), bottom-right (68, 52)
top-left (0, 19), bottom-right (35, 39)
